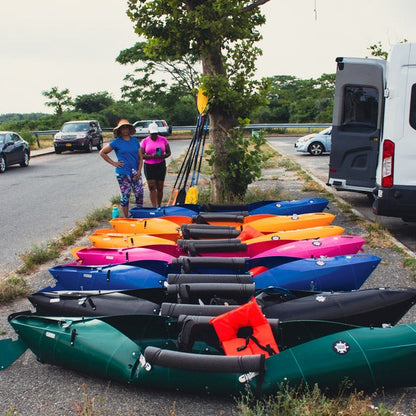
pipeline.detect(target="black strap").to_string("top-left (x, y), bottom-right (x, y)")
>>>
top-left (237, 334), bottom-right (277, 356)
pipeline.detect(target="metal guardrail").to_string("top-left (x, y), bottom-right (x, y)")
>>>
top-left (31, 123), bottom-right (331, 144)
top-left (171, 123), bottom-right (330, 133)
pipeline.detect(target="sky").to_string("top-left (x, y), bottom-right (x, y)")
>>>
top-left (1, 0), bottom-right (416, 115)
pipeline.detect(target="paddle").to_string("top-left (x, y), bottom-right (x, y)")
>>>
top-left (185, 116), bottom-right (208, 204)
top-left (185, 89), bottom-right (209, 204)
top-left (175, 113), bottom-right (205, 204)
top-left (167, 117), bottom-right (201, 206)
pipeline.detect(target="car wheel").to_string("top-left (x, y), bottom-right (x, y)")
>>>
top-left (308, 142), bottom-right (324, 156)
top-left (86, 140), bottom-right (93, 153)
top-left (0, 155), bottom-right (6, 173)
top-left (20, 151), bottom-right (30, 167)
top-left (55, 148), bottom-right (62, 154)
top-left (96, 138), bottom-right (103, 151)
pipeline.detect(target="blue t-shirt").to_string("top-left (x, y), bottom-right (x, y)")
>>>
top-left (109, 136), bottom-right (140, 176)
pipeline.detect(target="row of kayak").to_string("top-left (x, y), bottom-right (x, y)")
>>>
top-left (3, 197), bottom-right (416, 397)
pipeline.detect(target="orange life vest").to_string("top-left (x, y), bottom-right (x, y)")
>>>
top-left (209, 297), bottom-right (279, 358)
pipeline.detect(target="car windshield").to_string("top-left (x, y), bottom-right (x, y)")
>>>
top-left (61, 123), bottom-right (89, 132)
top-left (0, 134), bottom-right (5, 144)
top-left (134, 121), bottom-right (152, 128)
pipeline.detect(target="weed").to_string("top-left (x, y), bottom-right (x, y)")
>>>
top-left (0, 276), bottom-right (28, 303)
top-left (234, 384), bottom-right (403, 416)
top-left (364, 222), bottom-right (396, 249)
top-left (276, 157), bottom-right (300, 172)
top-left (5, 407), bottom-right (24, 416)
top-left (74, 383), bottom-right (108, 416)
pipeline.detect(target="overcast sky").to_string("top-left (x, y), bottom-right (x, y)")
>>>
top-left (1, 0), bottom-right (415, 115)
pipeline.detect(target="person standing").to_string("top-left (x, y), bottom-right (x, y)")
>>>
top-left (99, 119), bottom-right (143, 217)
top-left (140, 122), bottom-right (171, 207)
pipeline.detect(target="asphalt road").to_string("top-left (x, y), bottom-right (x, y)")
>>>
top-left (0, 141), bottom-right (191, 278)
top-left (267, 136), bottom-right (416, 255)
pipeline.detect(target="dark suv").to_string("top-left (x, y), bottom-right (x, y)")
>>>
top-left (54, 120), bottom-right (103, 154)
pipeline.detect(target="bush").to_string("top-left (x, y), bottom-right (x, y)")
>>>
top-left (19, 130), bottom-right (37, 146)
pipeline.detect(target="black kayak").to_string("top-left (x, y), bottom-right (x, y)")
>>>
top-left (27, 286), bottom-right (416, 327)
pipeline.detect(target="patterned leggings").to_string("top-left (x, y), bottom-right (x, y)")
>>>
top-left (116, 174), bottom-right (144, 207)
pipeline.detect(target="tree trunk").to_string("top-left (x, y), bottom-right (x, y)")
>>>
top-left (208, 110), bottom-right (235, 202)
top-left (201, 50), bottom-right (236, 202)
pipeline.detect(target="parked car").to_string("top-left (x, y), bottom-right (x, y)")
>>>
top-left (294, 127), bottom-right (332, 156)
top-left (0, 131), bottom-right (30, 173)
top-left (132, 120), bottom-right (172, 138)
top-left (53, 120), bottom-right (103, 154)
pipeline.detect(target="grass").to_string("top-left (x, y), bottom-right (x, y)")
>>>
top-left (235, 384), bottom-right (407, 416)
top-left (0, 206), bottom-right (112, 305)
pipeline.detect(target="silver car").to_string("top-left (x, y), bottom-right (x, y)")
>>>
top-left (294, 127), bottom-right (332, 156)
top-left (133, 120), bottom-right (172, 138)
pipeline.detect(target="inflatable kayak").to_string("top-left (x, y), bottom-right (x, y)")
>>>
top-left (6, 308), bottom-right (416, 395)
top-left (26, 286), bottom-right (416, 328)
top-left (44, 254), bottom-right (380, 292)
top-left (108, 212), bottom-right (335, 237)
top-left (70, 235), bottom-right (365, 265)
top-left (88, 225), bottom-right (346, 249)
top-left (129, 197), bottom-right (329, 218)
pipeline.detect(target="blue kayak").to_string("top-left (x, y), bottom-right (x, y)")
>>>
top-left (129, 198), bottom-right (329, 218)
top-left (44, 254), bottom-right (380, 293)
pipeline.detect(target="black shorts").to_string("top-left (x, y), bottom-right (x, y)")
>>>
top-left (144, 161), bottom-right (167, 181)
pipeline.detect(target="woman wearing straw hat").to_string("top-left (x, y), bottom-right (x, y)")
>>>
top-left (99, 119), bottom-right (143, 217)
top-left (140, 122), bottom-right (171, 207)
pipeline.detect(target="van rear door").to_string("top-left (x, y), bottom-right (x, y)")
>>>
top-left (373, 43), bottom-right (416, 220)
top-left (328, 57), bottom-right (386, 194)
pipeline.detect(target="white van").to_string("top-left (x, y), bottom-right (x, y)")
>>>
top-left (328, 42), bottom-right (416, 221)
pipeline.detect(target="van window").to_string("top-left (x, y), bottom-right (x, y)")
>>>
top-left (409, 84), bottom-right (416, 130)
top-left (341, 86), bottom-right (379, 132)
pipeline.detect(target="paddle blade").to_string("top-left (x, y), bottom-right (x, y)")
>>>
top-left (197, 88), bottom-right (208, 114)
top-left (185, 186), bottom-right (198, 204)
top-left (167, 188), bottom-right (175, 206)
top-left (0, 338), bottom-right (27, 370)
top-left (175, 188), bottom-right (187, 205)
top-left (170, 189), bottom-right (180, 206)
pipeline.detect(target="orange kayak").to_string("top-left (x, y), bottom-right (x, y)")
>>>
top-left (243, 225), bottom-right (345, 244)
top-left (110, 212), bottom-right (335, 236)
top-left (88, 232), bottom-right (177, 248)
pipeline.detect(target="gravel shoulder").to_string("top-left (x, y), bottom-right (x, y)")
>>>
top-left (1, 161), bottom-right (416, 415)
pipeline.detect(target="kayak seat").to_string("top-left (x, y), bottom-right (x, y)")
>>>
top-left (177, 313), bottom-right (280, 354)
top-left (177, 315), bottom-right (219, 352)
top-left (192, 213), bottom-right (248, 224)
top-left (202, 203), bottom-right (248, 211)
top-left (177, 239), bottom-right (247, 255)
top-left (172, 256), bottom-right (248, 273)
top-left (181, 224), bottom-right (241, 240)
top-left (209, 298), bottom-right (279, 358)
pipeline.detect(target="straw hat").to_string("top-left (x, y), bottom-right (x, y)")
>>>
top-left (113, 119), bottom-right (136, 136)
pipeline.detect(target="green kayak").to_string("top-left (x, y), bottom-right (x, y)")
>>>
top-left (6, 308), bottom-right (416, 396)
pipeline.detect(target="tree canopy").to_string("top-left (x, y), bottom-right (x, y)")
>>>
top-left (125, 0), bottom-right (271, 201)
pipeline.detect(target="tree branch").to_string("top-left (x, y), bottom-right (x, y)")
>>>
top-left (242, 0), bottom-right (270, 13)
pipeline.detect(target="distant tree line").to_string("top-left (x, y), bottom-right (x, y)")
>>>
top-left (0, 73), bottom-right (335, 133)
